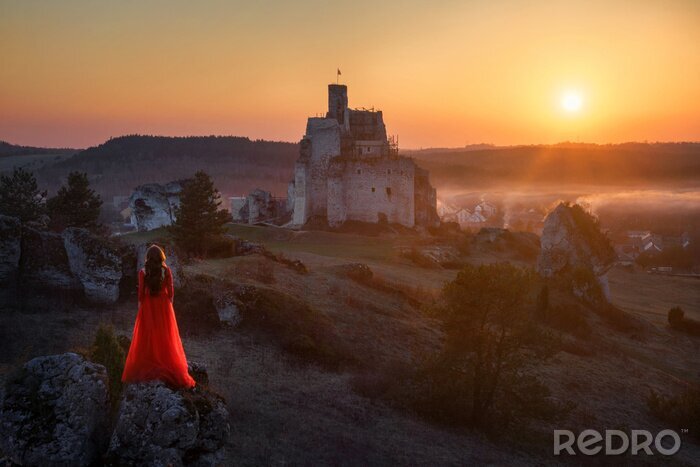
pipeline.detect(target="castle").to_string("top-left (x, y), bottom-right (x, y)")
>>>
top-left (289, 84), bottom-right (438, 228)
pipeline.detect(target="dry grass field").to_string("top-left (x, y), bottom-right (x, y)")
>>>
top-left (2, 224), bottom-right (700, 465)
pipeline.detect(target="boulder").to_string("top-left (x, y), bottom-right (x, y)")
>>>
top-left (63, 227), bottom-right (123, 304)
top-left (129, 181), bottom-right (183, 232)
top-left (0, 215), bottom-right (21, 285)
top-left (0, 353), bottom-right (110, 467)
top-left (107, 382), bottom-right (229, 466)
top-left (19, 224), bottom-right (82, 295)
top-left (537, 203), bottom-right (616, 278)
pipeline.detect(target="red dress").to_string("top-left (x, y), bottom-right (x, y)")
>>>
top-left (122, 266), bottom-right (195, 388)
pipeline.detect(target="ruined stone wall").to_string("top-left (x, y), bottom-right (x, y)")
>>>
top-left (327, 157), bottom-right (416, 227)
top-left (292, 160), bottom-right (310, 225)
top-left (414, 167), bottom-right (439, 227)
top-left (302, 118), bottom-right (341, 220)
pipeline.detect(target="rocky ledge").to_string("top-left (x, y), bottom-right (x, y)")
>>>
top-left (0, 353), bottom-right (229, 467)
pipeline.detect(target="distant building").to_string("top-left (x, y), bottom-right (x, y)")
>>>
top-left (289, 83), bottom-right (438, 228)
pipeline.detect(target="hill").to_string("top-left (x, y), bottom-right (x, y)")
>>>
top-left (410, 142), bottom-right (700, 189)
top-left (34, 135), bottom-right (299, 200)
top-left (0, 140), bottom-right (77, 158)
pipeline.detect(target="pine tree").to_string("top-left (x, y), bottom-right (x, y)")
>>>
top-left (0, 167), bottom-right (46, 223)
top-left (170, 171), bottom-right (231, 256)
top-left (47, 171), bottom-right (102, 231)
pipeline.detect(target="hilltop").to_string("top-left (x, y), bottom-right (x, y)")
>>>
top-left (33, 135), bottom-right (299, 199)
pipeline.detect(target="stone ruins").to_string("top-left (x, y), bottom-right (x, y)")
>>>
top-left (289, 84), bottom-right (438, 228)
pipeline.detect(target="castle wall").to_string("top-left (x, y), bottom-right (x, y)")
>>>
top-left (292, 160), bottom-right (310, 225)
top-left (304, 118), bottom-right (341, 219)
top-left (414, 166), bottom-right (439, 227)
top-left (327, 157), bottom-right (416, 227)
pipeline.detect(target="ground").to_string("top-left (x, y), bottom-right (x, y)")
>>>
top-left (2, 224), bottom-right (699, 465)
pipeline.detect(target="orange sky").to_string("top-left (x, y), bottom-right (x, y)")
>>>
top-left (1, 0), bottom-right (699, 148)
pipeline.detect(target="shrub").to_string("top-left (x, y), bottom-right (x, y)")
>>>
top-left (240, 288), bottom-right (354, 369)
top-left (90, 324), bottom-right (126, 409)
top-left (648, 386), bottom-right (700, 441)
top-left (540, 303), bottom-right (592, 338)
top-left (667, 306), bottom-right (700, 336)
top-left (174, 287), bottom-right (222, 335)
top-left (204, 234), bottom-right (237, 258)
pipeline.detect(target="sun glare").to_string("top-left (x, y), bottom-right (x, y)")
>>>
top-left (561, 92), bottom-right (583, 113)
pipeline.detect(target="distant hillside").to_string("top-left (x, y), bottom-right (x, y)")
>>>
top-left (411, 142), bottom-right (700, 189)
top-left (0, 140), bottom-right (77, 157)
top-left (35, 135), bottom-right (299, 200)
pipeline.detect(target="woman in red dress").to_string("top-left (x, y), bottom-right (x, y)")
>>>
top-left (122, 245), bottom-right (195, 388)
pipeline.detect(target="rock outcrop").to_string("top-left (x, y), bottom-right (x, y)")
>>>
top-left (129, 181), bottom-right (183, 231)
top-left (0, 353), bottom-right (110, 467)
top-left (107, 382), bottom-right (229, 466)
top-left (19, 224), bottom-right (82, 295)
top-left (63, 227), bottom-right (123, 304)
top-left (537, 203), bottom-right (616, 300)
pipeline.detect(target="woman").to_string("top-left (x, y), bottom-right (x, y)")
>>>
top-left (122, 244), bottom-right (195, 388)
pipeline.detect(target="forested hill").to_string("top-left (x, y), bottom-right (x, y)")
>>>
top-left (0, 140), bottom-right (77, 157)
top-left (35, 135), bottom-right (299, 200)
top-left (409, 142), bottom-right (700, 189)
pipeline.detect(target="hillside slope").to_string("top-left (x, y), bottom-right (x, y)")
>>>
top-left (35, 135), bottom-right (299, 199)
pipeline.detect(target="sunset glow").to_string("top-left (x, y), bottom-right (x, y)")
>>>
top-left (1, 0), bottom-right (699, 148)
top-left (562, 93), bottom-right (583, 113)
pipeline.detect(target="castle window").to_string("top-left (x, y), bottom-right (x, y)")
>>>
top-left (386, 187), bottom-right (392, 196)
top-left (357, 169), bottom-right (361, 174)
top-left (387, 169), bottom-right (391, 174)
top-left (371, 187), bottom-right (375, 192)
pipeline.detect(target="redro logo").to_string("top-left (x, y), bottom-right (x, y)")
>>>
top-left (554, 429), bottom-right (681, 456)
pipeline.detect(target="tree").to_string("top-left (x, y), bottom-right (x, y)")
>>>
top-left (170, 170), bottom-right (230, 257)
top-left (435, 263), bottom-right (558, 429)
top-left (47, 172), bottom-right (102, 231)
top-left (0, 167), bottom-right (46, 222)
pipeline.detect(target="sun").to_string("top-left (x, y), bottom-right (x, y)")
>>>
top-left (561, 92), bottom-right (583, 112)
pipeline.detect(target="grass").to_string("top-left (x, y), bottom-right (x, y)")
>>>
top-left (608, 266), bottom-right (700, 326)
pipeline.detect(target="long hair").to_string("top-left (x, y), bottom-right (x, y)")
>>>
top-left (144, 244), bottom-right (166, 295)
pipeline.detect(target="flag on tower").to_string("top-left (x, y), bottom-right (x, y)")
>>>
top-left (337, 68), bottom-right (341, 76)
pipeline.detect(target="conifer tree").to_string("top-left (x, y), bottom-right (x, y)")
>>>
top-left (170, 170), bottom-right (230, 256)
top-left (47, 171), bottom-right (102, 231)
top-left (0, 167), bottom-right (46, 223)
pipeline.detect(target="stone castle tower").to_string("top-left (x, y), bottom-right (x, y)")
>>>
top-left (289, 84), bottom-right (438, 228)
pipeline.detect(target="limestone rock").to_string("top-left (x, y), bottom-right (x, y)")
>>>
top-left (129, 181), bottom-right (183, 232)
top-left (537, 203), bottom-right (616, 278)
top-left (19, 224), bottom-right (82, 294)
top-left (107, 381), bottom-right (229, 466)
top-left (336, 263), bottom-right (373, 282)
top-left (63, 227), bottom-right (123, 304)
top-left (0, 353), bottom-right (110, 467)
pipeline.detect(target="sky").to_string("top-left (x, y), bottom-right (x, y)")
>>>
top-left (1, 0), bottom-right (699, 149)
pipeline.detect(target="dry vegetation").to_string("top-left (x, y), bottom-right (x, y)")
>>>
top-left (2, 224), bottom-right (700, 464)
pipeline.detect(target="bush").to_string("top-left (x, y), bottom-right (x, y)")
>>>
top-left (204, 234), bottom-right (237, 258)
top-left (399, 263), bottom-right (566, 431)
top-left (90, 324), bottom-right (126, 409)
top-left (648, 386), bottom-right (700, 441)
top-left (667, 306), bottom-right (700, 336)
top-left (540, 303), bottom-right (592, 338)
top-left (240, 288), bottom-right (354, 369)
top-left (174, 287), bottom-right (222, 335)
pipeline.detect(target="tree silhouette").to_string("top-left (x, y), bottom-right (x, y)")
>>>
top-left (0, 167), bottom-right (46, 223)
top-left (170, 170), bottom-right (230, 257)
top-left (47, 171), bottom-right (102, 231)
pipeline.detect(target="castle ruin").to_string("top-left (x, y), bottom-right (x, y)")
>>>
top-left (289, 84), bottom-right (438, 228)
